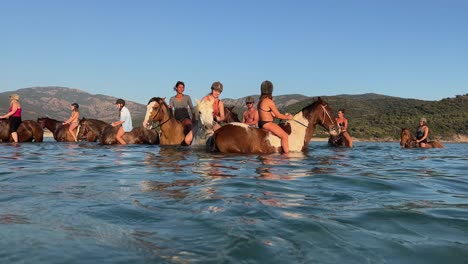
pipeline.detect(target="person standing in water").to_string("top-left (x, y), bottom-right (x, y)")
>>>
top-left (0, 93), bottom-right (22, 143)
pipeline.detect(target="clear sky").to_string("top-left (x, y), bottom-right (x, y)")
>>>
top-left (1, 0), bottom-right (467, 104)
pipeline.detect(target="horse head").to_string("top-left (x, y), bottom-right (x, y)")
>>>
top-left (224, 106), bottom-right (240, 123)
top-left (196, 98), bottom-right (216, 130)
top-left (302, 98), bottom-right (340, 137)
top-left (143, 97), bottom-right (170, 127)
top-left (400, 128), bottom-right (415, 148)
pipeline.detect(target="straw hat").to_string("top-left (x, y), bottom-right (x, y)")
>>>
top-left (420, 117), bottom-right (427, 123)
top-left (9, 93), bottom-right (20, 101)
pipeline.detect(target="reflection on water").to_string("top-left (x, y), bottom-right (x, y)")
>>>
top-left (0, 142), bottom-right (467, 263)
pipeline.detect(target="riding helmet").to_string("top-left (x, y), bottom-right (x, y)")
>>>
top-left (261, 80), bottom-right (273, 95)
top-left (71, 102), bottom-right (79, 109)
top-left (211, 81), bottom-right (223, 92)
top-left (115, 98), bottom-right (126, 106)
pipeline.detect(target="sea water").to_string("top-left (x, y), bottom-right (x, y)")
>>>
top-left (0, 140), bottom-right (467, 263)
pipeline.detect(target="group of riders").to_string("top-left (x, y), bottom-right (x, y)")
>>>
top-left (1, 81), bottom-right (433, 151)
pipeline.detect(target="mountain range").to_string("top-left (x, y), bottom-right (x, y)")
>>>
top-left (1, 87), bottom-right (466, 141)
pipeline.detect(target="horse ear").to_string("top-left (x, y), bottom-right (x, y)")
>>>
top-left (195, 99), bottom-right (201, 105)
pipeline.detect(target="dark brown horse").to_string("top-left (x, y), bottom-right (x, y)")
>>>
top-left (144, 97), bottom-right (213, 146)
top-left (76, 118), bottom-right (109, 142)
top-left (0, 118), bottom-right (44, 142)
top-left (400, 128), bottom-right (444, 148)
top-left (328, 133), bottom-right (352, 147)
top-left (78, 118), bottom-right (159, 145)
top-left (206, 98), bottom-right (341, 154)
top-left (223, 106), bottom-right (240, 123)
top-left (37, 117), bottom-right (77, 142)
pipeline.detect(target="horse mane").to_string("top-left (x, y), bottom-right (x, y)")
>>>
top-left (38, 116), bottom-right (61, 122)
top-left (300, 97), bottom-right (325, 119)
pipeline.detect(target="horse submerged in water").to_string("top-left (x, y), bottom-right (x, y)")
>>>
top-left (201, 97), bottom-right (341, 154)
top-left (0, 119), bottom-right (43, 142)
top-left (223, 106), bottom-right (240, 123)
top-left (328, 133), bottom-right (352, 148)
top-left (400, 128), bottom-right (444, 148)
top-left (143, 97), bottom-right (215, 146)
top-left (77, 118), bottom-right (159, 145)
top-left (37, 117), bottom-right (77, 142)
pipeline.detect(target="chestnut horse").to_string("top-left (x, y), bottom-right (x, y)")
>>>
top-left (204, 98), bottom-right (341, 154)
top-left (78, 118), bottom-right (159, 145)
top-left (400, 128), bottom-right (444, 148)
top-left (223, 106), bottom-right (240, 123)
top-left (37, 117), bottom-right (77, 142)
top-left (143, 97), bottom-right (214, 146)
top-left (0, 119), bottom-right (44, 142)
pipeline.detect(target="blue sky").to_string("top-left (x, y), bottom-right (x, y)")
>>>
top-left (1, 0), bottom-right (467, 104)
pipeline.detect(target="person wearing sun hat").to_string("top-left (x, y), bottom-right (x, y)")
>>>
top-left (242, 96), bottom-right (259, 127)
top-left (416, 117), bottom-right (429, 147)
top-left (0, 93), bottom-right (22, 142)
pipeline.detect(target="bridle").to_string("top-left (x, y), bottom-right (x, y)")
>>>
top-left (150, 100), bottom-right (171, 130)
top-left (290, 103), bottom-right (335, 128)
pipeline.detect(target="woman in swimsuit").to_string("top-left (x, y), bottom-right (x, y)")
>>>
top-left (257, 80), bottom-right (293, 153)
top-left (63, 103), bottom-right (80, 142)
top-left (416, 117), bottom-right (429, 147)
top-left (0, 93), bottom-right (22, 142)
top-left (335, 109), bottom-right (353, 147)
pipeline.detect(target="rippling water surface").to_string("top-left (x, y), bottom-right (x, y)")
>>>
top-left (0, 140), bottom-right (467, 263)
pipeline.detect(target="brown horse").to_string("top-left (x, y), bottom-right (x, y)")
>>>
top-left (328, 133), bottom-right (352, 147)
top-left (400, 128), bottom-right (444, 148)
top-left (143, 97), bottom-right (214, 146)
top-left (223, 106), bottom-right (240, 123)
top-left (0, 118), bottom-right (44, 142)
top-left (205, 98), bottom-right (341, 154)
top-left (37, 117), bottom-right (77, 142)
top-left (76, 118), bottom-right (109, 142)
top-left (78, 118), bottom-right (159, 145)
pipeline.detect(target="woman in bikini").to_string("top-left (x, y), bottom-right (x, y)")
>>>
top-left (257, 80), bottom-right (293, 153)
top-left (63, 103), bottom-right (80, 142)
top-left (335, 109), bottom-right (353, 147)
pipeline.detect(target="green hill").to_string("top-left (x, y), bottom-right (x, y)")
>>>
top-left (282, 94), bottom-right (468, 141)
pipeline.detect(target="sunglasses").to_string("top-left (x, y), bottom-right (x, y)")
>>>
top-left (246, 102), bottom-right (254, 104)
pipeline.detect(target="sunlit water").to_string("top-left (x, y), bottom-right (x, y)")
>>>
top-left (0, 139), bottom-right (467, 263)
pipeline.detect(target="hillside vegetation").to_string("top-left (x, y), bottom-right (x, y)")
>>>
top-left (281, 94), bottom-right (468, 141)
